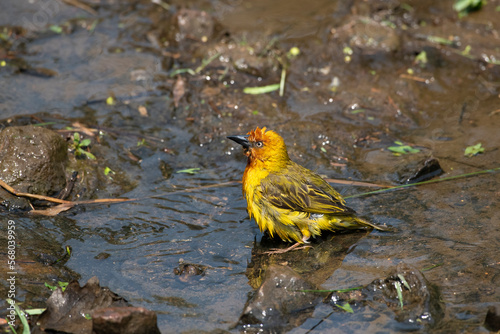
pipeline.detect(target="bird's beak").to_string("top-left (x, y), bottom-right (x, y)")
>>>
top-left (227, 135), bottom-right (250, 149)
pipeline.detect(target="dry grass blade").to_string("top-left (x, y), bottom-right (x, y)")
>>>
top-left (324, 178), bottom-right (390, 188)
top-left (72, 122), bottom-right (97, 137)
top-left (173, 76), bottom-right (185, 107)
top-left (62, 0), bottom-right (97, 15)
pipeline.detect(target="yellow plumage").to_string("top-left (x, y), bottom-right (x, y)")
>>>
top-left (228, 127), bottom-right (385, 245)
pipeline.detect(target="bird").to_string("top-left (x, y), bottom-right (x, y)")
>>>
top-left (227, 126), bottom-right (386, 253)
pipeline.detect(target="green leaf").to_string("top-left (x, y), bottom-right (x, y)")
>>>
top-left (426, 35), bottom-right (454, 46)
top-left (73, 132), bottom-right (80, 143)
top-left (421, 263), bottom-right (443, 271)
top-left (24, 308), bottom-right (46, 315)
top-left (33, 122), bottom-right (57, 127)
top-left (169, 68), bottom-right (196, 77)
top-left (49, 25), bottom-right (63, 34)
top-left (78, 148), bottom-right (96, 160)
top-left (45, 282), bottom-right (57, 291)
top-left (461, 45), bottom-right (472, 56)
top-left (350, 109), bottom-right (365, 114)
top-left (464, 143), bottom-right (484, 157)
top-left (397, 274), bottom-right (411, 291)
top-left (6, 299), bottom-right (30, 334)
top-left (176, 168), bottom-right (201, 175)
top-left (79, 138), bottom-right (91, 147)
top-left (342, 46), bottom-right (353, 55)
top-left (243, 84), bottom-right (280, 95)
top-left (45, 281), bottom-right (69, 292)
top-left (104, 167), bottom-right (115, 176)
top-left (453, 0), bottom-right (483, 14)
top-left (388, 142), bottom-right (420, 155)
top-left (335, 302), bottom-right (354, 313)
top-left (381, 20), bottom-right (396, 29)
top-left (395, 281), bottom-right (404, 309)
top-left (415, 51), bottom-right (428, 66)
top-left (195, 52), bottom-right (221, 73)
top-left (58, 281), bottom-right (69, 291)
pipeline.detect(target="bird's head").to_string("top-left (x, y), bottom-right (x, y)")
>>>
top-left (227, 127), bottom-right (289, 166)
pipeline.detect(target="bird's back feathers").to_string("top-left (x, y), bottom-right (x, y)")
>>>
top-left (229, 127), bottom-right (386, 244)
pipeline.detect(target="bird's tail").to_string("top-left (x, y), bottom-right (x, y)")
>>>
top-left (325, 215), bottom-right (389, 231)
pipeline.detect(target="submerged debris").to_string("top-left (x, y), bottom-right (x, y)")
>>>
top-left (326, 263), bottom-right (444, 331)
top-left (33, 276), bottom-right (160, 334)
top-left (238, 265), bottom-right (321, 333)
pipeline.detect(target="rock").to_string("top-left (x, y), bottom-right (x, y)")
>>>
top-left (176, 9), bottom-right (215, 43)
top-left (238, 265), bottom-right (322, 332)
top-left (484, 304), bottom-right (500, 331)
top-left (326, 263), bottom-right (444, 331)
top-left (0, 125), bottom-right (67, 196)
top-left (333, 17), bottom-right (400, 55)
top-left (173, 263), bottom-right (207, 282)
top-left (92, 307), bottom-right (161, 334)
top-left (399, 157), bottom-right (444, 184)
top-left (35, 277), bottom-right (129, 334)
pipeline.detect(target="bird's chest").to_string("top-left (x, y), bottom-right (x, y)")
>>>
top-left (242, 166), bottom-right (269, 214)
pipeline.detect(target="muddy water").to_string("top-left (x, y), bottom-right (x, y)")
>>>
top-left (1, 0), bottom-right (500, 333)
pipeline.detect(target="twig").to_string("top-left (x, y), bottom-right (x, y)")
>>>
top-left (0, 178), bottom-right (72, 204)
top-left (399, 73), bottom-right (430, 83)
top-left (0, 178), bottom-right (135, 208)
top-left (62, 0), bottom-right (97, 15)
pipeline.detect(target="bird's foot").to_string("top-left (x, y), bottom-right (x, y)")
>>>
top-left (263, 242), bottom-right (312, 255)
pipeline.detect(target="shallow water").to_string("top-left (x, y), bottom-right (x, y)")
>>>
top-left (1, 0), bottom-right (500, 333)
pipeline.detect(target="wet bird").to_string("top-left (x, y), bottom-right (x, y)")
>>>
top-left (228, 126), bottom-right (386, 253)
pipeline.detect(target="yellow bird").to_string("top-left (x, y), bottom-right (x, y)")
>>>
top-left (228, 126), bottom-right (385, 252)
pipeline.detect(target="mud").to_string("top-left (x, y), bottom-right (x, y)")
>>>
top-left (1, 0), bottom-right (499, 333)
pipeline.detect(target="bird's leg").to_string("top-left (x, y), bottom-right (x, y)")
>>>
top-left (263, 236), bottom-right (312, 255)
top-left (263, 242), bottom-right (311, 254)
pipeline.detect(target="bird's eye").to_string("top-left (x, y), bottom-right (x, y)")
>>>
top-left (255, 141), bottom-right (263, 148)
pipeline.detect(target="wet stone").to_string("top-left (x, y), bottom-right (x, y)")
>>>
top-left (333, 17), bottom-right (400, 55)
top-left (92, 307), bottom-right (161, 334)
top-left (0, 125), bottom-right (67, 210)
top-left (176, 9), bottom-right (215, 43)
top-left (0, 125), bottom-right (67, 195)
top-left (174, 263), bottom-right (207, 282)
top-left (222, 43), bottom-right (278, 78)
top-left (238, 265), bottom-right (322, 332)
top-left (399, 157), bottom-right (444, 184)
top-left (327, 263), bottom-right (444, 331)
top-left (484, 304), bottom-right (500, 332)
top-left (34, 276), bottom-right (129, 334)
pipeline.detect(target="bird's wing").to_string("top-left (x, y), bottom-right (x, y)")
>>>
top-left (261, 169), bottom-right (355, 215)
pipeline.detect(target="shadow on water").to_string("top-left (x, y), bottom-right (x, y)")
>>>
top-left (1, 0), bottom-right (500, 333)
